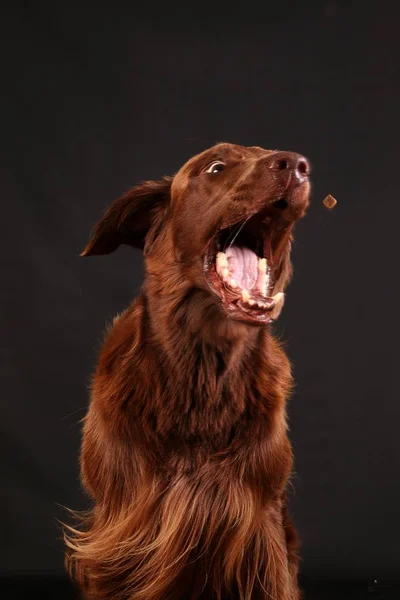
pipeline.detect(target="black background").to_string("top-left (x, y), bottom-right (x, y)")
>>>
top-left (2, 1), bottom-right (400, 598)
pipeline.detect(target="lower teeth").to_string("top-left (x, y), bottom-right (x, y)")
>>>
top-left (213, 250), bottom-right (285, 317)
top-left (216, 251), bottom-right (271, 299)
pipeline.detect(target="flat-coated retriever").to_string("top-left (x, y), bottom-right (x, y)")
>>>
top-left (65, 143), bottom-right (311, 600)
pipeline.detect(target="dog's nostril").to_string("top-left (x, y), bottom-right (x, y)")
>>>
top-left (297, 160), bottom-right (308, 176)
top-left (272, 198), bottom-right (289, 210)
top-left (276, 159), bottom-right (288, 171)
top-left (268, 152), bottom-right (310, 180)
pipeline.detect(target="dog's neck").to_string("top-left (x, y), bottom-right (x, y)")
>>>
top-left (138, 281), bottom-right (290, 452)
top-left (144, 281), bottom-right (263, 377)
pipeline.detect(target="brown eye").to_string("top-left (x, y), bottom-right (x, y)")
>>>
top-left (205, 161), bottom-right (225, 174)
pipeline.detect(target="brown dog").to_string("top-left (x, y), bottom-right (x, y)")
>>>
top-left (65, 143), bottom-right (311, 600)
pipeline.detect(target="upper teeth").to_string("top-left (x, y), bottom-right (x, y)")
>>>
top-left (258, 258), bottom-right (267, 273)
top-left (269, 292), bottom-right (285, 319)
top-left (216, 252), bottom-right (228, 269)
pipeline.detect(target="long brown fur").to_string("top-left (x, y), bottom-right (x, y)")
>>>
top-left (65, 143), bottom-right (311, 599)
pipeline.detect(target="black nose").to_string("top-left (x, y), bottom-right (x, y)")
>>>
top-left (268, 151), bottom-right (310, 184)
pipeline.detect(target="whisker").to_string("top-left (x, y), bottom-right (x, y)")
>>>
top-left (223, 216), bottom-right (251, 251)
top-left (222, 224), bottom-right (241, 251)
top-left (61, 407), bottom-right (87, 421)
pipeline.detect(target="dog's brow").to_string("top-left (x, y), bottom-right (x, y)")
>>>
top-left (202, 150), bottom-right (246, 167)
top-left (187, 153), bottom-right (227, 175)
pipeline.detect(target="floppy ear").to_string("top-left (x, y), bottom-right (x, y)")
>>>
top-left (81, 177), bottom-right (173, 256)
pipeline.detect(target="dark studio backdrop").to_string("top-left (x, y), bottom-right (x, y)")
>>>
top-left (2, 1), bottom-right (400, 598)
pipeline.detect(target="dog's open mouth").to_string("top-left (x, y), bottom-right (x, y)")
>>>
top-left (204, 209), bottom-right (288, 324)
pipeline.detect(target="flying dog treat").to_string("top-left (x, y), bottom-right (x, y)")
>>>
top-left (323, 194), bottom-right (337, 209)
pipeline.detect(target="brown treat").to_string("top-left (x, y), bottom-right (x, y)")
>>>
top-left (323, 194), bottom-right (337, 209)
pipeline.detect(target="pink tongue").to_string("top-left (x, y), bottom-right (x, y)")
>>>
top-left (226, 245), bottom-right (258, 290)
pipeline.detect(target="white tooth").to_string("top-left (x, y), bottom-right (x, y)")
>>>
top-left (257, 273), bottom-right (268, 297)
top-left (271, 292), bottom-right (285, 303)
top-left (270, 292), bottom-right (285, 319)
top-left (249, 299), bottom-right (256, 306)
top-left (258, 258), bottom-right (267, 273)
top-left (229, 278), bottom-right (238, 288)
top-left (241, 289), bottom-right (250, 302)
top-left (217, 252), bottom-right (228, 269)
top-left (222, 268), bottom-right (230, 279)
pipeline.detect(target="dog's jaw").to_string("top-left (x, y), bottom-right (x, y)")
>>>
top-left (202, 211), bottom-right (293, 325)
top-left (217, 250), bottom-right (285, 319)
top-left (204, 253), bottom-right (285, 325)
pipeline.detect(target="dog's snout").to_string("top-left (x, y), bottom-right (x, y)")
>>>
top-left (268, 152), bottom-right (310, 184)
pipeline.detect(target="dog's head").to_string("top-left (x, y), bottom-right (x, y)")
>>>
top-left (82, 143), bottom-right (310, 325)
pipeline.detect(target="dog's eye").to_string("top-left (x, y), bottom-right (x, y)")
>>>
top-left (204, 161), bottom-right (225, 174)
